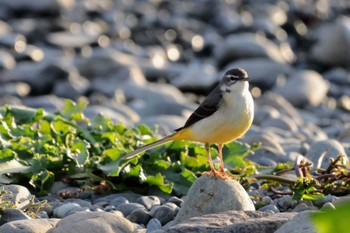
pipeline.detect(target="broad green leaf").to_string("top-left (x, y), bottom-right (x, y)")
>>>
top-left (51, 120), bottom-right (72, 135)
top-left (0, 149), bottom-right (15, 162)
top-left (301, 193), bottom-right (324, 201)
top-left (144, 173), bottom-right (173, 193)
top-left (62, 99), bottom-right (87, 121)
top-left (67, 140), bottom-right (91, 167)
top-left (137, 124), bottom-right (154, 136)
top-left (311, 201), bottom-right (350, 233)
top-left (98, 148), bottom-right (129, 176)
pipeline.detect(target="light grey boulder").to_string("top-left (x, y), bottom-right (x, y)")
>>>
top-left (171, 63), bottom-right (218, 90)
top-left (169, 211), bottom-right (296, 233)
top-left (47, 211), bottom-right (136, 233)
top-left (311, 16), bottom-right (350, 66)
top-left (174, 175), bottom-right (255, 224)
top-left (1, 185), bottom-right (32, 209)
top-left (53, 203), bottom-right (90, 218)
top-left (273, 70), bottom-right (329, 107)
top-left (215, 33), bottom-right (294, 67)
top-left (274, 211), bottom-right (319, 233)
top-left (306, 139), bottom-right (348, 169)
top-left (0, 219), bottom-right (59, 233)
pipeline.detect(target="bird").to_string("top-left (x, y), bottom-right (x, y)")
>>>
top-left (122, 68), bottom-right (254, 179)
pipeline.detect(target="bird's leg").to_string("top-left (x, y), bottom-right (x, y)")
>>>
top-left (218, 144), bottom-right (225, 173)
top-left (205, 143), bottom-right (216, 175)
top-left (203, 143), bottom-right (227, 179)
top-left (218, 144), bottom-right (232, 178)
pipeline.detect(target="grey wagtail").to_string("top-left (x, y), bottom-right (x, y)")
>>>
top-left (123, 68), bottom-right (254, 178)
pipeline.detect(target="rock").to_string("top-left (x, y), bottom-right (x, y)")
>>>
top-left (110, 196), bottom-right (129, 208)
top-left (47, 211), bottom-right (136, 233)
top-left (225, 58), bottom-right (292, 90)
top-left (168, 211), bottom-right (296, 233)
top-left (1, 185), bottom-right (32, 209)
top-left (214, 33), bottom-right (294, 67)
top-left (167, 197), bottom-right (184, 207)
top-left (151, 205), bottom-right (177, 226)
top-left (321, 202), bottom-right (336, 211)
top-left (323, 68), bottom-right (350, 85)
top-left (147, 218), bottom-right (162, 232)
top-left (53, 203), bottom-right (90, 218)
top-left (274, 211), bottom-right (319, 233)
top-left (311, 16), bottom-right (350, 66)
top-left (0, 209), bottom-right (31, 225)
top-left (129, 100), bottom-right (195, 119)
top-left (137, 196), bottom-right (161, 210)
top-left (123, 82), bottom-right (187, 104)
top-left (22, 95), bottom-right (65, 112)
top-left (273, 70), bottom-right (329, 107)
top-left (306, 139), bottom-right (348, 169)
top-left (0, 82), bottom-right (30, 97)
top-left (116, 203), bottom-right (146, 217)
top-left (292, 203), bottom-right (318, 212)
top-left (53, 73), bottom-right (90, 99)
top-left (276, 196), bottom-right (295, 212)
top-left (0, 50), bottom-right (15, 69)
top-left (261, 116), bottom-right (298, 132)
top-left (171, 63), bottom-right (217, 90)
top-left (127, 208), bottom-right (152, 225)
top-left (47, 31), bottom-right (99, 48)
top-left (0, 219), bottom-right (59, 233)
top-left (174, 175), bottom-right (255, 224)
top-left (93, 193), bottom-right (141, 204)
top-left (313, 195), bottom-right (338, 208)
top-left (258, 204), bottom-right (280, 213)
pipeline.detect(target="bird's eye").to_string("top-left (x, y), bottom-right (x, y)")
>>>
top-left (230, 76), bottom-right (237, 81)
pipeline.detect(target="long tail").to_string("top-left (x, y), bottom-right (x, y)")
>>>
top-left (122, 134), bottom-right (175, 160)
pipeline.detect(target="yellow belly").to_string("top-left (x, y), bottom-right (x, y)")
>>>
top-left (171, 113), bottom-right (253, 144)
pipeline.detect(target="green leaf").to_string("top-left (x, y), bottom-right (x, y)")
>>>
top-left (137, 124), bottom-right (154, 136)
top-left (98, 148), bottom-right (129, 176)
top-left (301, 193), bottom-right (324, 201)
top-left (0, 149), bottom-right (15, 162)
top-left (144, 173), bottom-right (173, 193)
top-left (311, 201), bottom-right (350, 233)
top-left (67, 140), bottom-right (91, 167)
top-left (62, 99), bottom-right (87, 121)
top-left (222, 142), bottom-right (250, 169)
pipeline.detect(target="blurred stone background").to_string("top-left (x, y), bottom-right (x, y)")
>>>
top-left (0, 0), bottom-right (349, 167)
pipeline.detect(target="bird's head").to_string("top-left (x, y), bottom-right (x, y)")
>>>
top-left (220, 68), bottom-right (251, 93)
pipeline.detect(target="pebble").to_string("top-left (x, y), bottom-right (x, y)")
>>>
top-left (137, 196), bottom-right (161, 210)
top-left (116, 203), bottom-right (146, 217)
top-left (273, 70), bottom-right (329, 107)
top-left (258, 204), bottom-right (280, 213)
top-left (53, 203), bottom-right (90, 218)
top-left (1, 185), bottom-right (32, 209)
top-left (306, 139), bottom-right (348, 169)
top-left (127, 208), bottom-right (152, 225)
top-left (146, 218), bottom-right (162, 232)
top-left (110, 196), bottom-right (129, 208)
top-left (0, 208), bottom-right (31, 225)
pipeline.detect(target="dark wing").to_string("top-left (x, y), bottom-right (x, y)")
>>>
top-left (175, 85), bottom-right (222, 131)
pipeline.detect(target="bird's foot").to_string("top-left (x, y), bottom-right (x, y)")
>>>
top-left (202, 169), bottom-right (230, 180)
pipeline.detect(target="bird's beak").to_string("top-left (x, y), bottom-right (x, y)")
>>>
top-left (241, 77), bottom-right (251, 81)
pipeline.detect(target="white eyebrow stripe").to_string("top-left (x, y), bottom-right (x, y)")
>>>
top-left (226, 75), bottom-right (239, 79)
